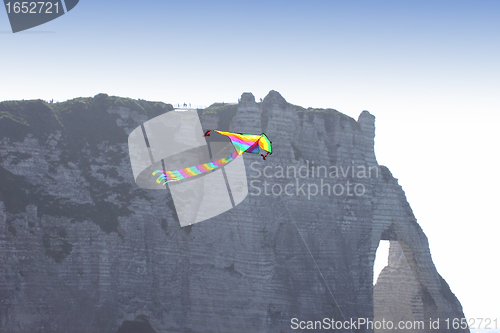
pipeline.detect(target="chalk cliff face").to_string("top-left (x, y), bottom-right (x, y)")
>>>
top-left (0, 92), bottom-right (467, 333)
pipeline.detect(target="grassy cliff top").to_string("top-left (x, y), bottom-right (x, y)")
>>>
top-left (0, 94), bottom-right (173, 143)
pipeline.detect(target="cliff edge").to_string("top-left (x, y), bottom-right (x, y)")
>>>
top-left (0, 92), bottom-right (467, 333)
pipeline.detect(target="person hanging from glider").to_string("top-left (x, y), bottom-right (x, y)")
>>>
top-left (152, 130), bottom-right (272, 185)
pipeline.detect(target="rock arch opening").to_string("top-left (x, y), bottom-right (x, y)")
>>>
top-left (373, 240), bottom-right (390, 285)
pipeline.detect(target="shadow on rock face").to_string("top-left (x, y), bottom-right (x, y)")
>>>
top-left (116, 320), bottom-right (156, 333)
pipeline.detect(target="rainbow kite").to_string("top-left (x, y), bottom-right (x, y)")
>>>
top-left (152, 130), bottom-right (272, 185)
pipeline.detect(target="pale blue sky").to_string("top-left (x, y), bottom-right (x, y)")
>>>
top-left (2, 0), bottom-right (499, 321)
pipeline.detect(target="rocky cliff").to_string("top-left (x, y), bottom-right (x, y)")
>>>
top-left (0, 92), bottom-right (467, 332)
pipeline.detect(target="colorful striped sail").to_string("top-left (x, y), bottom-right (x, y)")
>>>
top-left (153, 130), bottom-right (272, 185)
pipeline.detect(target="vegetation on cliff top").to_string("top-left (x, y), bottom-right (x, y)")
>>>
top-left (0, 94), bottom-right (174, 237)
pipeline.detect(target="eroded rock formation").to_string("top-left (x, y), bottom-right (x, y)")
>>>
top-left (0, 92), bottom-right (467, 332)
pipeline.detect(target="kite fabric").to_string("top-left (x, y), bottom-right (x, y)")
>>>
top-left (152, 130), bottom-right (272, 185)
